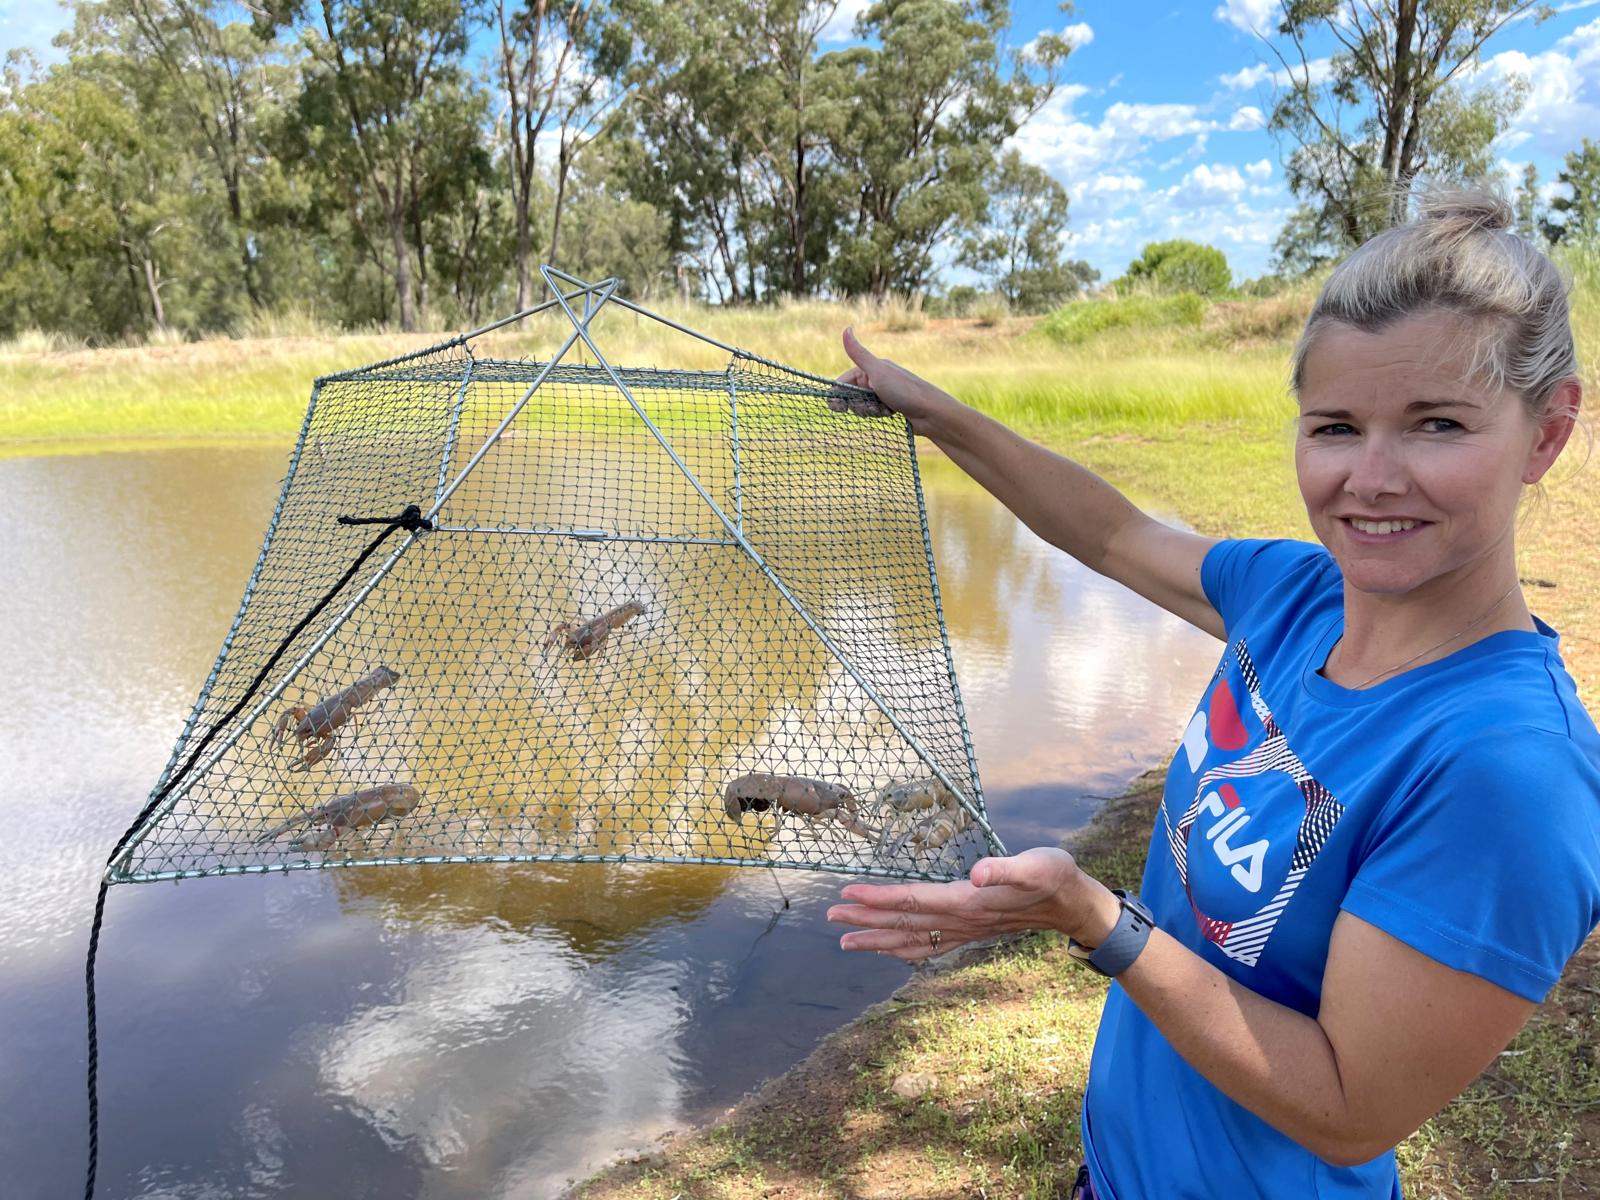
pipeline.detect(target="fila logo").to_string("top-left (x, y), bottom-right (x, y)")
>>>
top-left (1197, 783), bottom-right (1269, 893)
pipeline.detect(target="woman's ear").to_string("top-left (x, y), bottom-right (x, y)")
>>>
top-left (1524, 377), bottom-right (1582, 485)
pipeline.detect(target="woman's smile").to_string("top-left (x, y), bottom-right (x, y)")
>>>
top-left (1339, 516), bottom-right (1427, 543)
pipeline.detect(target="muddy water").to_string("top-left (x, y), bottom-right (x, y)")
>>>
top-left (0, 447), bottom-right (1221, 1199)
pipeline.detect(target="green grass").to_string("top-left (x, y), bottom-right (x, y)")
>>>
top-left (0, 297), bottom-right (1299, 457)
top-left (1037, 290), bottom-right (1208, 343)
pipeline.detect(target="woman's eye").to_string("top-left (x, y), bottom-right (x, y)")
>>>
top-left (1420, 417), bottom-right (1462, 433)
top-left (1310, 423), bottom-right (1356, 437)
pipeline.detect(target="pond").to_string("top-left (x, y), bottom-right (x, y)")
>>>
top-left (0, 445), bottom-right (1222, 1199)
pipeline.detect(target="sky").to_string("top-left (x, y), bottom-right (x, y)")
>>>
top-left (3, 0), bottom-right (1599, 283)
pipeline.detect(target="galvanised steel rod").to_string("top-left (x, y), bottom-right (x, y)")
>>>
top-left (313, 279), bottom-right (614, 384)
top-left (431, 525), bottom-right (739, 547)
top-left (539, 267), bottom-right (1002, 859)
top-left (115, 852), bottom-right (959, 886)
top-left (542, 271), bottom-right (875, 407)
top-left (907, 419), bottom-right (1002, 855)
top-left (726, 365), bottom-right (745, 534)
top-left (435, 357), bottom-right (477, 510)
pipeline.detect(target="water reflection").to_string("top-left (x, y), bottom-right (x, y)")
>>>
top-left (0, 444), bottom-right (1221, 1200)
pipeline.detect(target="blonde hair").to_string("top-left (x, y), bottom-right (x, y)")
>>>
top-left (1290, 186), bottom-right (1579, 418)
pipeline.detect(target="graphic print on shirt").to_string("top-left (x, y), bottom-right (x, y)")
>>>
top-left (1162, 639), bottom-right (1346, 967)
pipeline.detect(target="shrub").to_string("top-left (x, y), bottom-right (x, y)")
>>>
top-left (971, 294), bottom-right (1010, 327)
top-left (1037, 292), bottom-right (1208, 344)
top-left (1120, 240), bottom-right (1232, 296)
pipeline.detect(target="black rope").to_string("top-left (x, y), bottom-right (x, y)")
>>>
top-left (84, 504), bottom-right (431, 1199)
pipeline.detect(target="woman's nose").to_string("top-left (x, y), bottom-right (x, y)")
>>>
top-left (1343, 436), bottom-right (1409, 501)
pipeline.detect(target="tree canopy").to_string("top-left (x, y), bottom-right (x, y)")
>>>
top-left (0, 0), bottom-right (1087, 341)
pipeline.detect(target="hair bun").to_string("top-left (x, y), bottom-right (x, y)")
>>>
top-left (1415, 185), bottom-right (1513, 234)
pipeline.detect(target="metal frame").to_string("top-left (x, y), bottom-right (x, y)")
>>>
top-left (112, 268), bottom-right (1002, 883)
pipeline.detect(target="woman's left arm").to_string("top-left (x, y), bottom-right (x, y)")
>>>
top-left (829, 850), bottom-right (1533, 1167)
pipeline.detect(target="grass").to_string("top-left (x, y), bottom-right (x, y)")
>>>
top-left (0, 296), bottom-right (1297, 456)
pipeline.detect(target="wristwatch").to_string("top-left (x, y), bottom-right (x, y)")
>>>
top-left (1067, 890), bottom-right (1156, 978)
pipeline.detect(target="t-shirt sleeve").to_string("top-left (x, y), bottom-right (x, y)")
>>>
top-left (1200, 538), bottom-right (1327, 635)
top-left (1342, 729), bottom-right (1600, 1002)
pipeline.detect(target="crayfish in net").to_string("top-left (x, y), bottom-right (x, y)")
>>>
top-left (270, 665), bottom-right (399, 771)
top-left (255, 783), bottom-right (420, 852)
top-left (543, 600), bottom-right (647, 662)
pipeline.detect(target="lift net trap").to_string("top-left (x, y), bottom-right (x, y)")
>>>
top-left (111, 269), bottom-right (1002, 886)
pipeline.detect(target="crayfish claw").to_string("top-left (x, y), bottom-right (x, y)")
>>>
top-left (270, 707), bottom-right (302, 746)
top-left (290, 735), bottom-right (336, 772)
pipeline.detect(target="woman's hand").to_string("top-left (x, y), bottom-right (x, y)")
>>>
top-left (835, 327), bottom-right (963, 432)
top-left (827, 847), bottom-right (1120, 963)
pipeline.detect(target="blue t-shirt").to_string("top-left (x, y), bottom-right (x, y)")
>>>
top-left (1081, 538), bottom-right (1600, 1200)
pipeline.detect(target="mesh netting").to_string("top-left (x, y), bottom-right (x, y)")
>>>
top-left (111, 280), bottom-right (997, 885)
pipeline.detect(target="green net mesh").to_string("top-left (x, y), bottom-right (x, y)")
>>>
top-left (111, 275), bottom-right (998, 885)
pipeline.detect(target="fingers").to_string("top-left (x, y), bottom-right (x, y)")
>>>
top-left (836, 925), bottom-right (956, 958)
top-left (969, 855), bottom-right (1018, 889)
top-left (841, 325), bottom-right (877, 370)
top-left (827, 901), bottom-right (944, 932)
top-left (837, 880), bottom-right (967, 912)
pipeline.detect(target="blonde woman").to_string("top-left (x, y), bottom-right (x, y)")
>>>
top-left (828, 190), bottom-right (1600, 1199)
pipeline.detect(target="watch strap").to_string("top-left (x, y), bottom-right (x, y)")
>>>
top-left (1068, 890), bottom-right (1155, 978)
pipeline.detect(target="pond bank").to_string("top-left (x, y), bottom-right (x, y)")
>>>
top-left (566, 769), bottom-right (1600, 1200)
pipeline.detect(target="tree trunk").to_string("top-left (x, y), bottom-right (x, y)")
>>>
top-left (225, 177), bottom-right (261, 310)
top-left (411, 189), bottom-right (429, 329)
top-left (120, 240), bottom-right (148, 329)
top-left (791, 127), bottom-right (807, 295)
top-left (1384, 0), bottom-right (1420, 226)
top-left (390, 213), bottom-right (415, 331)
top-left (142, 257), bottom-right (166, 330)
top-left (516, 206), bottom-right (533, 309)
top-left (548, 141), bottom-right (571, 268)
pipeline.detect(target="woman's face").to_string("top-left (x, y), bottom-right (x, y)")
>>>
top-left (1295, 310), bottom-right (1566, 597)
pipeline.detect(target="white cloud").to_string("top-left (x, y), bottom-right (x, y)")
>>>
top-left (1214, 0), bottom-right (1281, 35)
top-left (819, 0), bottom-right (871, 43)
top-left (1179, 162), bottom-right (1250, 205)
top-left (1025, 22), bottom-right (1095, 59)
top-left (1227, 105), bottom-right (1266, 130)
top-left (1220, 56), bottom-right (1333, 91)
top-left (1245, 158), bottom-right (1272, 180)
top-left (1008, 90), bottom-right (1217, 181)
top-left (1072, 173), bottom-right (1149, 221)
top-left (1221, 63), bottom-right (1273, 89)
top-left (1478, 17), bottom-right (1600, 156)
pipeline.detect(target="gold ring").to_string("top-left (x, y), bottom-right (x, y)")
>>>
top-left (929, 929), bottom-right (943, 950)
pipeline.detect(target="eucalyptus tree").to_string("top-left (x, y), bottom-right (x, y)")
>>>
top-left (957, 147), bottom-right (1093, 311)
top-left (1262, 0), bottom-right (1542, 253)
top-left (493, 0), bottom-right (630, 305)
top-left (821, 0), bottom-right (1072, 301)
top-left (1542, 139), bottom-right (1600, 245)
top-left (723, 0), bottom-right (851, 297)
top-left (260, 0), bottom-right (483, 330)
top-left (87, 0), bottom-right (286, 313)
top-left (0, 42), bottom-right (203, 338)
top-left (616, 0), bottom-right (775, 302)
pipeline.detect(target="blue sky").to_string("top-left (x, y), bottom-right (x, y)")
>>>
top-left (984, 0), bottom-right (1600, 280)
top-left (5, 0), bottom-right (1599, 283)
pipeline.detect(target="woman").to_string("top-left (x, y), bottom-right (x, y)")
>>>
top-left (826, 189), bottom-right (1600, 1199)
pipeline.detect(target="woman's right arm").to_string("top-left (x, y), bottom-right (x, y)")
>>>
top-left (838, 329), bottom-right (1225, 640)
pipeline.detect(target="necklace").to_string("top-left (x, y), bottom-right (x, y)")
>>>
top-left (1337, 579), bottom-right (1523, 690)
